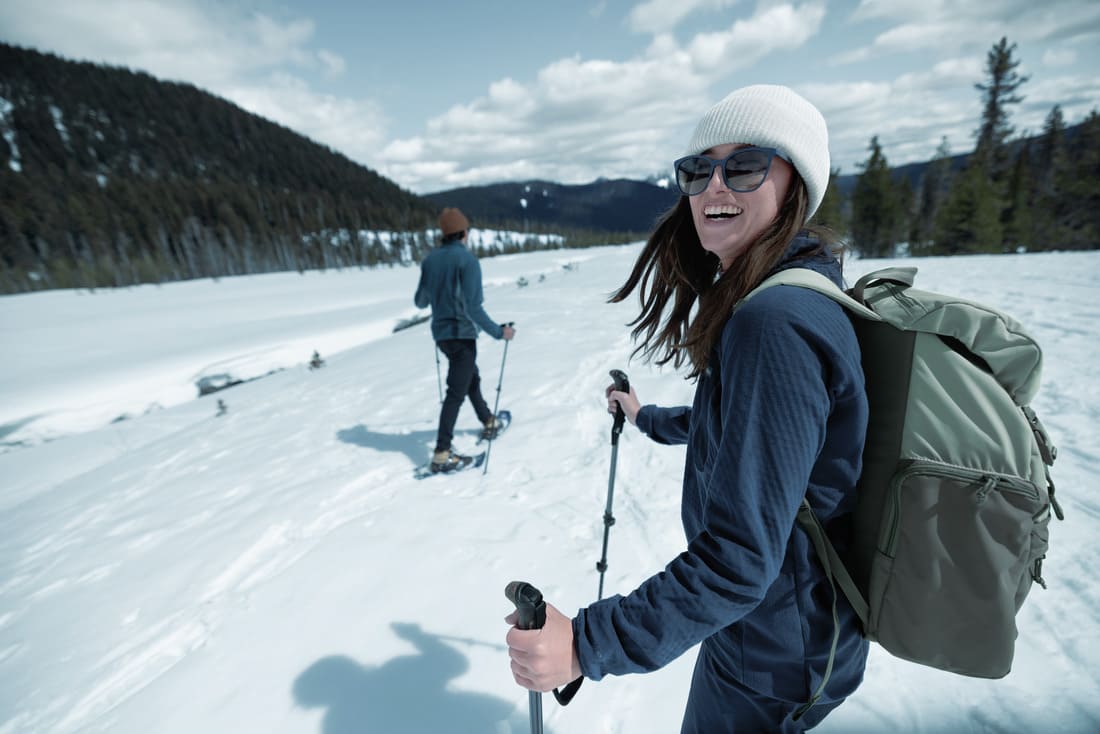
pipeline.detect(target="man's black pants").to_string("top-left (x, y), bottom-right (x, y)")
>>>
top-left (435, 339), bottom-right (492, 453)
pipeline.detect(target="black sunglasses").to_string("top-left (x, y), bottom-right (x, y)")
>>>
top-left (672, 147), bottom-right (788, 196)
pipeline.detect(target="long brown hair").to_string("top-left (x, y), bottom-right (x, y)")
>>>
top-left (610, 179), bottom-right (835, 379)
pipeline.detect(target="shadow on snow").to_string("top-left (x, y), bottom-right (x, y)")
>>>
top-left (336, 425), bottom-right (482, 466)
top-left (292, 622), bottom-right (539, 734)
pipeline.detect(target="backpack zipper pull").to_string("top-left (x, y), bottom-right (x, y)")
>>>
top-left (1022, 406), bottom-right (1057, 465)
top-left (975, 476), bottom-right (998, 504)
top-left (1032, 557), bottom-right (1048, 589)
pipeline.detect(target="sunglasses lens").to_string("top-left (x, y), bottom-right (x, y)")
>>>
top-left (675, 148), bottom-right (777, 195)
top-left (675, 157), bottom-right (715, 196)
top-left (723, 149), bottom-right (773, 191)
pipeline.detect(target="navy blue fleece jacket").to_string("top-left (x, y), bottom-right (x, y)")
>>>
top-left (572, 238), bottom-right (869, 718)
top-left (414, 240), bottom-right (504, 341)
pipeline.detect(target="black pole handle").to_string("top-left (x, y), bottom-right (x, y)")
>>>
top-left (506, 581), bottom-right (547, 733)
top-left (506, 582), bottom-right (582, 707)
top-left (609, 369), bottom-right (630, 439)
top-left (505, 581), bottom-right (547, 630)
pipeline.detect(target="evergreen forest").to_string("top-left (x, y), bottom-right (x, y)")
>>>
top-left (836, 38), bottom-right (1100, 258)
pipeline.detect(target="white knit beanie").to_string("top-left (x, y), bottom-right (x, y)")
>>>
top-left (685, 84), bottom-right (830, 221)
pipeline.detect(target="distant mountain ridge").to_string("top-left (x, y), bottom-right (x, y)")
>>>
top-left (425, 168), bottom-right (929, 234)
top-left (425, 178), bottom-right (679, 235)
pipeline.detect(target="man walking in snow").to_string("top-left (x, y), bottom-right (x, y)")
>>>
top-left (415, 207), bottom-right (515, 473)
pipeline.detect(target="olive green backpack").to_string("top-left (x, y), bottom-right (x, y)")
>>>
top-left (744, 266), bottom-right (1063, 695)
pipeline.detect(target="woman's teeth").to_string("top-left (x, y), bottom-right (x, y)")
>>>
top-left (704, 205), bottom-right (743, 220)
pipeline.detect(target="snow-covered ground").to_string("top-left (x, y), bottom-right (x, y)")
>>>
top-left (1, 244), bottom-right (1098, 733)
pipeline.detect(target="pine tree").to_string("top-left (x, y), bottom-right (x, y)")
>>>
top-left (1002, 141), bottom-right (1034, 252)
top-left (933, 163), bottom-right (1003, 254)
top-left (973, 37), bottom-right (1028, 182)
top-left (814, 168), bottom-right (846, 235)
top-left (943, 36), bottom-right (1028, 253)
top-left (850, 136), bottom-right (903, 258)
top-left (1032, 105), bottom-right (1069, 249)
top-left (910, 137), bottom-right (954, 256)
top-left (894, 176), bottom-right (915, 254)
top-left (1036, 106), bottom-right (1067, 201)
top-left (1060, 109), bottom-right (1100, 249)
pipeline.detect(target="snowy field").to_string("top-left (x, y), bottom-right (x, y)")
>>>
top-left (1, 244), bottom-right (1098, 733)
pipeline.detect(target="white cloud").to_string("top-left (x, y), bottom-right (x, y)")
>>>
top-left (1014, 73), bottom-right (1100, 130)
top-left (485, 78), bottom-right (535, 114)
top-left (0, 1), bottom-right (327, 85)
top-left (316, 49), bottom-right (347, 76)
top-left (1041, 48), bottom-right (1076, 68)
top-left (850, 0), bottom-right (950, 23)
top-left (380, 48), bottom-right (710, 192)
top-left (589, 1), bottom-right (609, 20)
top-left (380, 2), bottom-right (829, 192)
top-left (823, 61), bottom-right (1100, 176)
top-left (380, 137), bottom-right (425, 163)
top-left (844, 0), bottom-right (1100, 58)
top-left (226, 74), bottom-right (388, 165)
top-left (0, 0), bottom-right (387, 173)
top-left (627, 0), bottom-right (739, 35)
top-left (821, 0), bottom-right (1100, 172)
top-left (807, 53), bottom-right (1014, 174)
top-left (685, 2), bottom-right (825, 71)
top-left (831, 46), bottom-right (871, 65)
top-left (869, 21), bottom-right (960, 53)
top-left (250, 13), bottom-right (315, 66)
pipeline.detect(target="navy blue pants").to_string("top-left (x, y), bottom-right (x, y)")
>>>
top-left (435, 339), bottom-right (492, 453)
top-left (680, 644), bottom-right (843, 734)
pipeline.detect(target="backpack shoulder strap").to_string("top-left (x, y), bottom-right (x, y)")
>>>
top-left (738, 267), bottom-right (878, 719)
top-left (850, 266), bottom-right (916, 302)
top-left (739, 266), bottom-right (875, 627)
top-left (743, 267), bottom-right (882, 322)
top-left (792, 499), bottom-right (870, 721)
top-left (751, 268), bottom-right (875, 621)
top-left (796, 501), bottom-right (869, 625)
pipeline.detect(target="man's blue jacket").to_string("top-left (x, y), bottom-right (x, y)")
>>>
top-left (414, 240), bottom-right (503, 341)
top-left (572, 237), bottom-right (869, 725)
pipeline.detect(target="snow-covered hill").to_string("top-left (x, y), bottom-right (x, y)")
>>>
top-left (1, 245), bottom-right (1097, 733)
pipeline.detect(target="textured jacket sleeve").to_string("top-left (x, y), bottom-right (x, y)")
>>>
top-left (572, 288), bottom-right (848, 680)
top-left (635, 405), bottom-right (691, 445)
top-left (414, 265), bottom-right (430, 309)
top-left (461, 254), bottom-right (503, 339)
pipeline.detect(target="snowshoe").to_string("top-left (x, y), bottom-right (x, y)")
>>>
top-left (478, 410), bottom-right (512, 443)
top-left (414, 450), bottom-right (486, 479)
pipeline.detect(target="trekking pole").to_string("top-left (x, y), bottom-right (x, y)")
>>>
top-left (482, 322), bottom-right (514, 475)
top-left (598, 368), bottom-right (630, 599)
top-left (553, 368), bottom-right (630, 707)
top-left (435, 346), bottom-right (443, 404)
top-left (505, 581), bottom-right (546, 734)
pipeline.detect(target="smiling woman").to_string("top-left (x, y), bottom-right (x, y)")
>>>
top-left (505, 84), bottom-right (871, 733)
top-left (683, 143), bottom-right (796, 268)
top-left (616, 84), bottom-right (833, 374)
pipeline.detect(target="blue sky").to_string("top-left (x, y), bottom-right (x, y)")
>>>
top-left (2, 0), bottom-right (1099, 194)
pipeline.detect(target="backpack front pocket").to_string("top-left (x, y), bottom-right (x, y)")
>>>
top-left (867, 459), bottom-right (1043, 677)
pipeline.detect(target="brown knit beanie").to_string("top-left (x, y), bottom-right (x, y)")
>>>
top-left (438, 207), bottom-right (469, 237)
